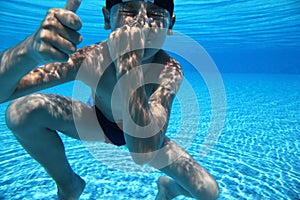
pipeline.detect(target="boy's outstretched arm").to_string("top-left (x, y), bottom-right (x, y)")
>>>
top-left (3, 45), bottom-right (95, 103)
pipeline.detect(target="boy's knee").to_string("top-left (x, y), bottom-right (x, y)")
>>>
top-left (5, 95), bottom-right (46, 132)
top-left (194, 178), bottom-right (219, 200)
top-left (206, 181), bottom-right (219, 200)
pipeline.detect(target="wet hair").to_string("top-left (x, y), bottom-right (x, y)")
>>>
top-left (106, 0), bottom-right (174, 16)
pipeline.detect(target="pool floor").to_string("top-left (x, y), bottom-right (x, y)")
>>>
top-left (0, 73), bottom-right (299, 199)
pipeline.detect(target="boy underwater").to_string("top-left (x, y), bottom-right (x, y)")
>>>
top-left (0, 0), bottom-right (219, 199)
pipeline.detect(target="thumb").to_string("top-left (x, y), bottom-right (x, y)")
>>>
top-left (64, 0), bottom-right (82, 12)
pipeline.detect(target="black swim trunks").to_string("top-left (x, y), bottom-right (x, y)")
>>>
top-left (94, 106), bottom-right (126, 146)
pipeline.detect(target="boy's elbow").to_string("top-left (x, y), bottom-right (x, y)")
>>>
top-left (196, 177), bottom-right (220, 200)
top-left (209, 180), bottom-right (220, 200)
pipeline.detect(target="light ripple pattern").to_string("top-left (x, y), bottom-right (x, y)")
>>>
top-left (0, 0), bottom-right (300, 199)
top-left (0, 74), bottom-right (299, 199)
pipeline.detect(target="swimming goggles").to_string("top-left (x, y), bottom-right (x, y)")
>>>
top-left (106, 0), bottom-right (174, 16)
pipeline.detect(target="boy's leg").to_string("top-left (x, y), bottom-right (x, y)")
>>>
top-left (5, 93), bottom-right (105, 199)
top-left (150, 138), bottom-right (219, 200)
top-left (156, 176), bottom-right (192, 200)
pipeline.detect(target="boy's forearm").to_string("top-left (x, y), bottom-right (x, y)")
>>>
top-left (6, 61), bottom-right (77, 102)
top-left (0, 36), bottom-right (38, 102)
top-left (116, 52), bottom-right (163, 159)
top-left (0, 42), bottom-right (93, 104)
top-left (116, 52), bottom-right (152, 127)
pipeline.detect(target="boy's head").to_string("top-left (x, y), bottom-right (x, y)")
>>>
top-left (103, 0), bottom-right (176, 60)
top-left (103, 0), bottom-right (175, 34)
top-left (105, 0), bottom-right (174, 17)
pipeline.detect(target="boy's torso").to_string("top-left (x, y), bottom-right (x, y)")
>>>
top-left (88, 41), bottom-right (164, 123)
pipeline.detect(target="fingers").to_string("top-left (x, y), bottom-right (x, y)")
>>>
top-left (32, 37), bottom-right (69, 62)
top-left (54, 9), bottom-right (82, 31)
top-left (41, 45), bottom-right (69, 62)
top-left (31, 7), bottom-right (83, 64)
top-left (108, 25), bottom-right (145, 60)
top-left (43, 9), bottom-right (82, 43)
top-left (41, 9), bottom-right (82, 48)
top-left (64, 0), bottom-right (82, 13)
top-left (39, 29), bottom-right (76, 55)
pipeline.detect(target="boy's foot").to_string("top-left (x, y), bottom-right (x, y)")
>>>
top-left (57, 174), bottom-right (86, 200)
top-left (155, 176), bottom-right (178, 200)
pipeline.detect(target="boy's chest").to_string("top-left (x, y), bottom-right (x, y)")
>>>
top-left (94, 64), bottom-right (157, 122)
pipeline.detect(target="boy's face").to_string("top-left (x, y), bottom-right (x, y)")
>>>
top-left (109, 1), bottom-right (171, 30)
top-left (104, 1), bottom-right (174, 59)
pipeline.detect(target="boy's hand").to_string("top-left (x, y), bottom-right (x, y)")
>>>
top-left (107, 24), bottom-right (149, 62)
top-left (29, 0), bottom-right (82, 64)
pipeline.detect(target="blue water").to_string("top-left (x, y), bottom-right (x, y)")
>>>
top-left (0, 0), bottom-right (300, 199)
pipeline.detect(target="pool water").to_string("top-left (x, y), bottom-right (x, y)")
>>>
top-left (0, 73), bottom-right (299, 199)
top-left (0, 0), bottom-right (300, 199)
